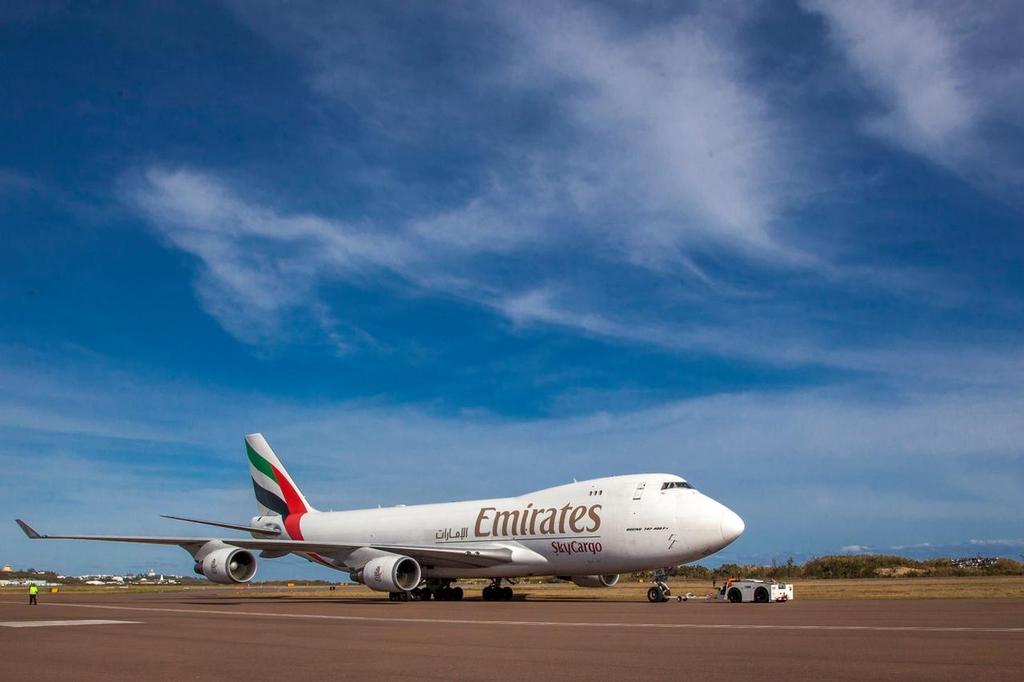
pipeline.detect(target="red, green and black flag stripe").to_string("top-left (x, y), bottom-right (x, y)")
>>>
top-left (245, 433), bottom-right (315, 540)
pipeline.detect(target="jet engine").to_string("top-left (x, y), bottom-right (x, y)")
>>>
top-left (353, 555), bottom-right (421, 593)
top-left (194, 547), bottom-right (258, 584)
top-left (566, 574), bottom-right (620, 588)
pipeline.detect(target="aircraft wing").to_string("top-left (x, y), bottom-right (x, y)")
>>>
top-left (15, 519), bottom-right (512, 568)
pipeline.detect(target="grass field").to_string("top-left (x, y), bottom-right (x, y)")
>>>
top-left (6, 576), bottom-right (1021, 600)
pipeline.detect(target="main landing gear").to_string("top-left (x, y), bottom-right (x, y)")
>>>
top-left (481, 578), bottom-right (514, 601)
top-left (410, 580), bottom-right (464, 601)
top-left (647, 568), bottom-right (672, 603)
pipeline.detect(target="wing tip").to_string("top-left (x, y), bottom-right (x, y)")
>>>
top-left (15, 519), bottom-right (42, 539)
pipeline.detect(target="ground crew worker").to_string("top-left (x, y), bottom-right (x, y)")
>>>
top-left (28, 584), bottom-right (38, 605)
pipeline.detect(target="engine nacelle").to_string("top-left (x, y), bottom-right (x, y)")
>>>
top-left (195, 547), bottom-right (258, 584)
top-left (567, 574), bottom-right (620, 588)
top-left (354, 555), bottom-right (421, 593)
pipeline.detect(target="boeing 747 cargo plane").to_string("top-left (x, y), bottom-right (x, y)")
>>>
top-left (17, 433), bottom-right (744, 602)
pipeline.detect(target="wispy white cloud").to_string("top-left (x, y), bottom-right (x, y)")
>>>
top-left (847, 539), bottom-right (1024, 555)
top-left (124, 166), bottom-right (573, 350)
top-left (122, 167), bottom-right (416, 344)
top-left (968, 538), bottom-right (1024, 548)
top-left (120, 3), bottom-right (1021, 379)
top-left (805, 0), bottom-right (975, 157)
top-left (229, 1), bottom-right (814, 265)
top-left (805, 0), bottom-right (1024, 191)
top-left (119, 163), bottom-right (1024, 380)
top-left (497, 286), bottom-right (1024, 389)
top-left (5, 348), bottom-right (1023, 484)
top-left (498, 2), bottom-right (804, 260)
top-left (122, 163), bottom-right (1024, 390)
top-left (839, 544), bottom-right (875, 554)
top-left (121, 168), bottom-right (762, 361)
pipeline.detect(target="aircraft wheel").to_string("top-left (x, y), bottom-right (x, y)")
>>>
top-left (451, 586), bottom-right (464, 601)
top-left (398, 591), bottom-right (410, 602)
top-left (647, 586), bottom-right (666, 603)
top-left (501, 586), bottom-right (513, 601)
top-left (482, 586), bottom-right (493, 601)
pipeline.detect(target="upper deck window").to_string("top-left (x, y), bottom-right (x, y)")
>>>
top-left (661, 481), bottom-right (694, 490)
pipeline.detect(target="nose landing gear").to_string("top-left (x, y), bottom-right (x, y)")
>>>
top-left (647, 569), bottom-right (672, 603)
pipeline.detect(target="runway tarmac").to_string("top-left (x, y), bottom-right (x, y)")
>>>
top-left (1, 592), bottom-right (1021, 681)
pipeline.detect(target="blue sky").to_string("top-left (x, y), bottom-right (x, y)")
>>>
top-left (2, 1), bottom-right (1022, 578)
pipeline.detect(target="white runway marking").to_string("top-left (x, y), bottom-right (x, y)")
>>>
top-left (1, 601), bottom-right (1021, 633)
top-left (0, 619), bottom-right (140, 628)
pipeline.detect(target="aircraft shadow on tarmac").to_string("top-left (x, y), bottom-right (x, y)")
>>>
top-left (176, 594), bottom-right (680, 605)
top-left (179, 597), bottom-right (407, 606)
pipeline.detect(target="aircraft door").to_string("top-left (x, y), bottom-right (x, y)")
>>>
top-left (628, 480), bottom-right (654, 553)
top-left (632, 481), bottom-right (646, 500)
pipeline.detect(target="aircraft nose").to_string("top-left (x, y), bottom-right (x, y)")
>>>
top-left (719, 508), bottom-right (745, 544)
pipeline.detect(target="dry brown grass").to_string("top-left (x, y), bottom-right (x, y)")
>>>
top-left (779, 575), bottom-right (1024, 600)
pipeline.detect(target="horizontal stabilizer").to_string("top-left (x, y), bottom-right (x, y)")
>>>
top-left (161, 514), bottom-right (280, 536)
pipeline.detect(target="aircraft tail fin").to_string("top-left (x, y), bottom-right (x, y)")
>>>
top-left (245, 433), bottom-right (317, 519)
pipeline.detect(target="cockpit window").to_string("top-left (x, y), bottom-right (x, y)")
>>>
top-left (661, 481), bottom-right (694, 490)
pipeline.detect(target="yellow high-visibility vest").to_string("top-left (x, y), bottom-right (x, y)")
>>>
top-left (29, 586), bottom-right (38, 595)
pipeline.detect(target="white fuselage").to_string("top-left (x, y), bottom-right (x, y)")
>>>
top-left (255, 473), bottom-right (744, 578)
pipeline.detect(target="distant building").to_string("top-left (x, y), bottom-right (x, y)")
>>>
top-left (1, 565), bottom-right (12, 573)
top-left (0, 578), bottom-right (62, 587)
top-left (951, 556), bottom-right (999, 569)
